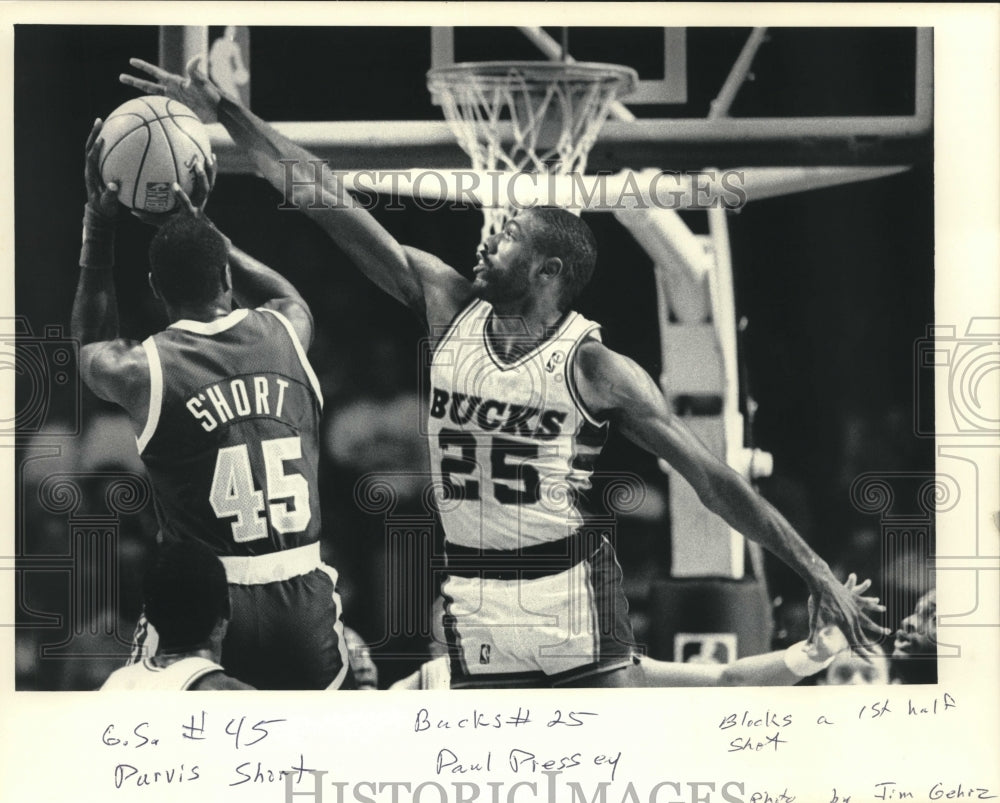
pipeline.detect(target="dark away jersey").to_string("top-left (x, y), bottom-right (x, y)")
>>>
top-left (137, 308), bottom-right (324, 557)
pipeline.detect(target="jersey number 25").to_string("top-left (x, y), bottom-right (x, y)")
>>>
top-left (438, 428), bottom-right (542, 505)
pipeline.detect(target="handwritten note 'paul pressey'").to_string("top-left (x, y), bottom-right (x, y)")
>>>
top-left (95, 693), bottom-right (995, 803)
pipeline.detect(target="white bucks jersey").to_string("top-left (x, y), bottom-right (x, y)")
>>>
top-left (101, 657), bottom-right (223, 690)
top-left (428, 299), bottom-right (608, 550)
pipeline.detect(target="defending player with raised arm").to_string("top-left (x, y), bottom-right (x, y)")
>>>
top-left (72, 119), bottom-right (353, 690)
top-left (122, 59), bottom-right (888, 688)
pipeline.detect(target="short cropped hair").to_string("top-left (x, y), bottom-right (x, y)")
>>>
top-left (149, 215), bottom-right (228, 307)
top-left (525, 206), bottom-right (598, 309)
top-left (143, 540), bottom-right (230, 652)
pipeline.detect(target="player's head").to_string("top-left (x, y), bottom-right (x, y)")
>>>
top-left (344, 627), bottom-right (379, 691)
top-left (820, 643), bottom-right (891, 686)
top-left (891, 588), bottom-right (937, 684)
top-left (148, 215), bottom-right (230, 308)
top-left (893, 588), bottom-right (936, 659)
top-left (475, 206), bottom-right (597, 310)
top-left (142, 540), bottom-right (231, 653)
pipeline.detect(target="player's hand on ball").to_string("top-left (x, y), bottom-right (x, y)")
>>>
top-left (808, 571), bottom-right (888, 660)
top-left (84, 119), bottom-right (120, 220)
top-left (120, 55), bottom-right (224, 123)
top-left (130, 156), bottom-right (215, 228)
top-left (169, 157), bottom-right (231, 250)
top-left (173, 156), bottom-right (216, 218)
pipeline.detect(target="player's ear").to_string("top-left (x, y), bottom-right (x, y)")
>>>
top-left (220, 262), bottom-right (232, 293)
top-left (147, 272), bottom-right (162, 300)
top-left (212, 616), bottom-right (229, 645)
top-left (538, 255), bottom-right (563, 282)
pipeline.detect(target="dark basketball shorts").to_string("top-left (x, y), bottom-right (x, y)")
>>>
top-left (438, 534), bottom-right (640, 688)
top-left (130, 543), bottom-right (353, 690)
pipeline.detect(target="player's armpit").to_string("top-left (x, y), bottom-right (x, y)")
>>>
top-left (402, 246), bottom-right (475, 337)
top-left (79, 339), bottom-right (150, 423)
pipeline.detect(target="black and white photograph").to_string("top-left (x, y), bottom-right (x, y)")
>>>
top-left (2, 4), bottom-right (998, 802)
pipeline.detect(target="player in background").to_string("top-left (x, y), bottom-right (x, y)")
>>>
top-left (891, 588), bottom-right (937, 684)
top-left (102, 541), bottom-right (254, 690)
top-left (73, 120), bottom-right (352, 690)
top-left (122, 59), bottom-right (887, 688)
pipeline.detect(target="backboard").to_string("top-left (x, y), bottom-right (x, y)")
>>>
top-left (185, 26), bottom-right (932, 173)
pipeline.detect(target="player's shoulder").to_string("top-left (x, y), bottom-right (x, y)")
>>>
top-left (571, 336), bottom-right (651, 416)
top-left (82, 336), bottom-right (148, 370)
top-left (188, 670), bottom-right (255, 691)
top-left (255, 297), bottom-right (315, 350)
top-left (572, 336), bottom-right (627, 382)
top-left (80, 337), bottom-right (150, 406)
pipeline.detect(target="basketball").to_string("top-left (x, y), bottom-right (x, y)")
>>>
top-left (98, 95), bottom-right (212, 214)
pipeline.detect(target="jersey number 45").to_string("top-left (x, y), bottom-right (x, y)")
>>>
top-left (209, 436), bottom-right (310, 542)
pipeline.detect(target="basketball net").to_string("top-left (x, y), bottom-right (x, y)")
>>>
top-left (427, 61), bottom-right (637, 241)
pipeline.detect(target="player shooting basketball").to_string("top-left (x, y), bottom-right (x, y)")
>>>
top-left (72, 119), bottom-right (354, 690)
top-left (122, 57), bottom-right (889, 689)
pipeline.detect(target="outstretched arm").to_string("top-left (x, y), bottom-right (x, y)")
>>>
top-left (717, 575), bottom-right (880, 685)
top-left (643, 575), bottom-right (876, 687)
top-left (120, 57), bottom-right (473, 335)
top-left (71, 119), bottom-right (149, 423)
top-left (573, 339), bottom-right (889, 649)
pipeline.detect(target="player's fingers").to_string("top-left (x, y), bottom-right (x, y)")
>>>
top-left (119, 74), bottom-right (164, 94)
top-left (206, 154), bottom-right (218, 190)
top-left (190, 168), bottom-right (210, 211)
top-left (857, 615), bottom-right (890, 641)
top-left (185, 55), bottom-right (207, 82)
top-left (844, 572), bottom-right (857, 590)
top-left (806, 601), bottom-right (822, 645)
top-left (100, 184), bottom-right (120, 214)
top-left (85, 118), bottom-right (102, 153)
top-left (172, 182), bottom-right (198, 217)
top-left (129, 57), bottom-right (173, 81)
top-left (852, 643), bottom-right (877, 665)
top-left (90, 136), bottom-right (105, 162)
top-left (837, 604), bottom-right (868, 644)
top-left (192, 158), bottom-right (209, 192)
top-left (85, 134), bottom-right (105, 188)
top-left (853, 577), bottom-right (872, 594)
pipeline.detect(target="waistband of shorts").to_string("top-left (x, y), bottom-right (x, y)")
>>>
top-left (220, 542), bottom-right (322, 585)
top-left (444, 531), bottom-right (606, 581)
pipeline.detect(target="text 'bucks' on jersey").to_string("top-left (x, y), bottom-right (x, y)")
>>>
top-left (137, 308), bottom-right (324, 557)
top-left (428, 299), bottom-right (608, 551)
